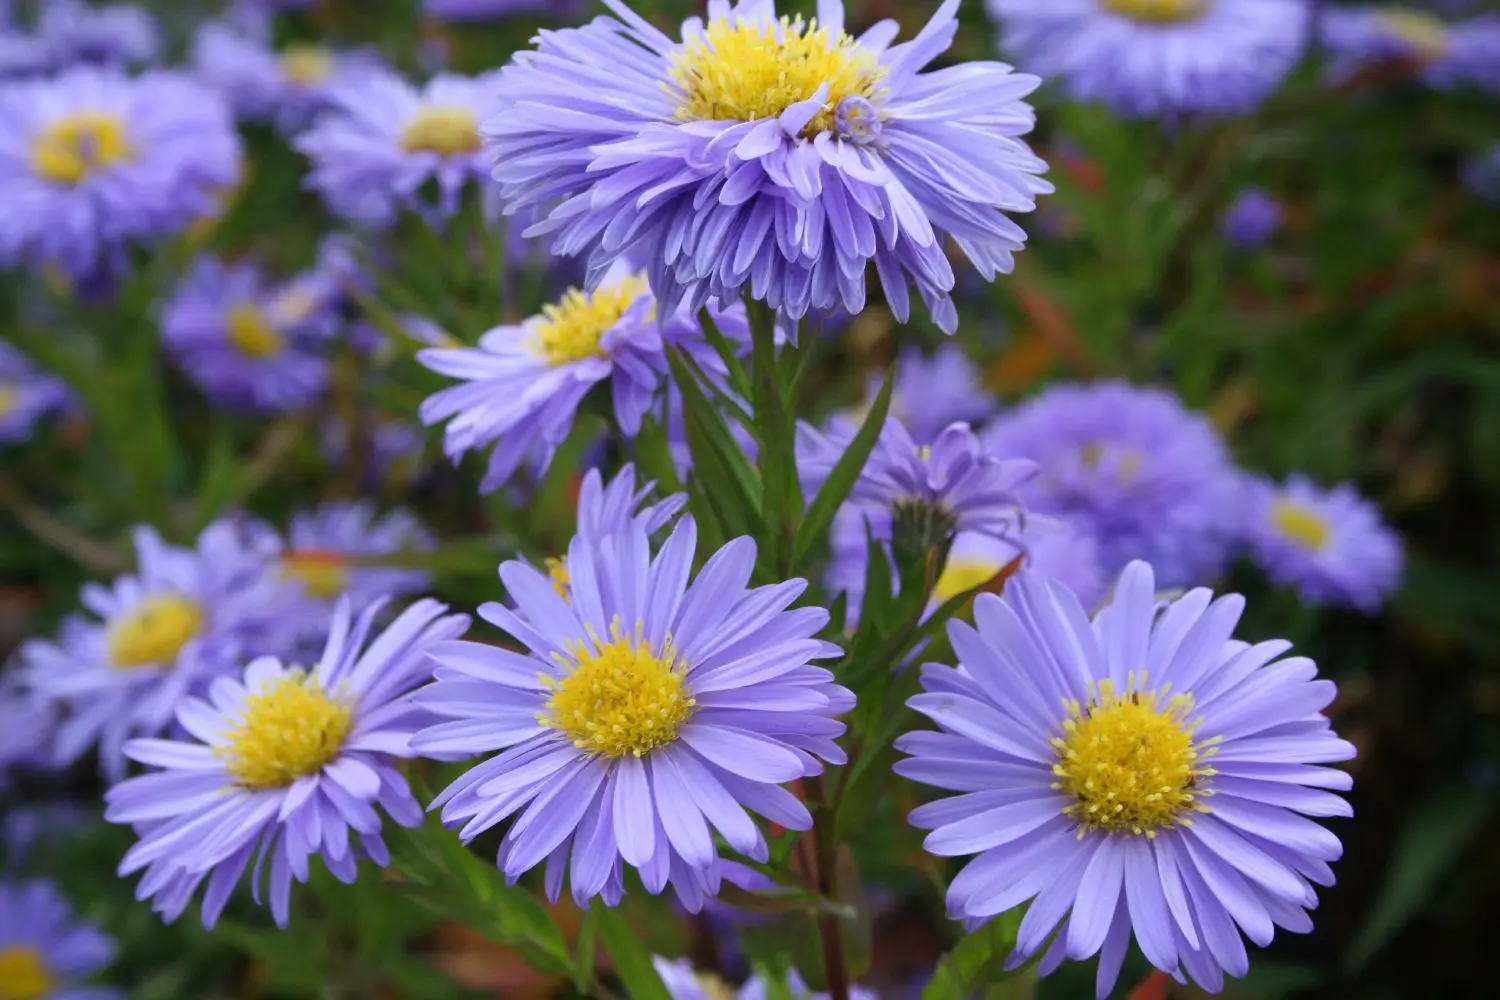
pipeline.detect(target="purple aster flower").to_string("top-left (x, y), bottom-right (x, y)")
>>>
top-left (418, 265), bottom-right (748, 491)
top-left (890, 345), bottom-right (995, 444)
top-left (0, 67), bottom-right (241, 281)
top-left (0, 880), bottom-right (121, 1000)
top-left (0, 340), bottom-right (71, 444)
top-left (1238, 474), bottom-right (1402, 613)
top-left (411, 516), bottom-right (851, 911)
top-left (538, 464), bottom-right (686, 602)
top-left (2, 802), bottom-right (91, 868)
top-left (106, 598), bottom-right (470, 928)
top-left (296, 67), bottom-right (503, 229)
top-left (654, 957), bottom-right (878, 1000)
top-left (1220, 187), bottom-right (1281, 249)
top-left (424, 0), bottom-right (578, 19)
top-left (1322, 6), bottom-right (1500, 94)
top-left (482, 0), bottom-right (1050, 333)
top-left (162, 256), bottom-right (337, 414)
top-left (17, 521), bottom-right (300, 782)
top-left (982, 380), bottom-right (1239, 589)
top-left (0, 28), bottom-right (50, 79)
top-left (895, 561), bottom-right (1354, 997)
top-left (37, 1), bottom-right (158, 70)
top-left (192, 21), bottom-right (375, 131)
top-left (989, 0), bottom-right (1309, 119)
top-left (0, 680), bottom-right (58, 789)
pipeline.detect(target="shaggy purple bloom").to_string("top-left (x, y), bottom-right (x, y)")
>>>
top-left (0, 67), bottom-right (241, 281)
top-left (989, 0), bottom-right (1308, 119)
top-left (1221, 187), bottom-right (1281, 248)
top-left (654, 956), bottom-right (877, 1000)
top-left (0, 341), bottom-right (71, 444)
top-left (37, 0), bottom-right (158, 70)
top-left (1238, 474), bottom-right (1402, 613)
top-left (482, 0), bottom-right (1050, 333)
top-left (17, 522), bottom-right (299, 782)
top-left (106, 598), bottom-right (469, 928)
top-left (418, 266), bottom-right (748, 491)
top-left (895, 561), bottom-right (1354, 997)
top-left (0, 880), bottom-right (121, 1000)
top-left (296, 67), bottom-right (504, 228)
top-left (412, 516), bottom-right (851, 911)
top-left (1322, 6), bottom-right (1500, 94)
top-left (162, 256), bottom-right (337, 414)
top-left (982, 380), bottom-right (1239, 588)
top-left (192, 21), bottom-right (375, 131)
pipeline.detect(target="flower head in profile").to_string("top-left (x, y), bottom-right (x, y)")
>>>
top-left (896, 561), bottom-right (1353, 997)
top-left (296, 66), bottom-right (503, 228)
top-left (0, 67), bottom-right (240, 281)
top-left (654, 956), bottom-right (877, 1000)
top-left (413, 516), bottom-right (850, 911)
top-left (0, 341), bottom-right (71, 444)
top-left (37, 0), bottom-right (158, 70)
top-left (106, 598), bottom-right (469, 928)
top-left (419, 266), bottom-right (747, 491)
top-left (0, 880), bottom-right (121, 1000)
top-left (982, 380), bottom-right (1239, 588)
top-left (1322, 6), bottom-right (1500, 94)
top-left (988, 0), bottom-right (1309, 118)
top-left (483, 0), bottom-right (1051, 332)
top-left (193, 20), bottom-right (373, 130)
top-left (163, 256), bottom-right (338, 414)
top-left (1239, 475), bottom-right (1401, 613)
top-left (18, 521), bottom-right (298, 781)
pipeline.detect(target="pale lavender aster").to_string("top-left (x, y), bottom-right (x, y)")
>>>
top-left (989, 0), bottom-right (1309, 118)
top-left (1238, 474), bottom-right (1402, 613)
top-left (0, 340), bottom-right (71, 444)
top-left (192, 21), bottom-right (376, 131)
top-left (412, 516), bottom-right (851, 911)
top-left (0, 880), bottom-right (121, 1000)
top-left (162, 256), bottom-right (337, 414)
top-left (17, 521), bottom-right (300, 782)
top-left (0, 680), bottom-right (56, 788)
top-left (37, 0), bottom-right (158, 69)
top-left (1322, 6), bottom-right (1500, 94)
top-left (654, 957), bottom-right (877, 1000)
top-left (982, 380), bottom-right (1240, 588)
top-left (106, 598), bottom-right (469, 928)
top-left (0, 67), bottom-right (241, 281)
top-left (482, 0), bottom-right (1051, 333)
top-left (895, 561), bottom-right (1354, 997)
top-left (1220, 187), bottom-right (1281, 248)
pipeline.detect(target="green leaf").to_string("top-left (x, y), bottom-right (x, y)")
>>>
top-left (697, 305), bottom-right (754, 403)
top-left (792, 366), bottom-right (893, 571)
top-left (596, 907), bottom-right (673, 1000)
top-left (921, 909), bottom-right (1026, 1000)
top-left (667, 347), bottom-right (762, 538)
top-left (574, 906), bottom-right (599, 994)
top-left (749, 298), bottom-right (802, 579)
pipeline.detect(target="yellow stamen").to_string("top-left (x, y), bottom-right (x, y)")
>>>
top-left (932, 558), bottom-right (1004, 605)
top-left (280, 45), bottom-right (332, 87)
top-left (545, 557), bottom-right (571, 599)
top-left (107, 593), bottom-right (204, 669)
top-left (1051, 675), bottom-right (1216, 838)
top-left (0, 384), bottom-right (18, 420)
top-left (219, 671), bottom-right (354, 789)
top-left (1270, 500), bottom-right (1331, 552)
top-left (692, 972), bottom-right (737, 1000)
top-left (399, 105), bottom-right (481, 156)
top-left (540, 619), bottom-right (694, 758)
top-left (1100, 0), bottom-right (1209, 24)
top-left (29, 111), bottom-right (135, 185)
top-left (527, 275), bottom-right (649, 366)
top-left (226, 304), bottom-right (285, 359)
top-left (282, 549), bottom-right (351, 600)
top-left (1376, 8), bottom-right (1450, 61)
top-left (0, 946), bottom-right (52, 1000)
top-left (669, 15), bottom-right (885, 136)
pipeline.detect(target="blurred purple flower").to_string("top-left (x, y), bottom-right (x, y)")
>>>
top-left (37, 0), bottom-right (157, 70)
top-left (1221, 187), bottom-right (1282, 248)
top-left (1323, 6), bottom-right (1500, 94)
top-left (0, 341), bottom-right (71, 444)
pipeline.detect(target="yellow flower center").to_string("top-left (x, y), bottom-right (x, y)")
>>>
top-left (0, 946), bottom-right (52, 1000)
top-left (932, 558), bottom-right (1005, 605)
top-left (1376, 8), bottom-right (1449, 60)
top-left (280, 45), bottom-right (332, 87)
top-left (220, 671), bottom-right (354, 789)
top-left (545, 557), bottom-right (571, 599)
top-left (1051, 675), bottom-right (1216, 837)
top-left (0, 384), bottom-right (18, 420)
top-left (540, 621), bottom-right (695, 758)
top-left (669, 15), bottom-right (885, 135)
top-left (693, 973), bottom-right (737, 1000)
top-left (29, 111), bottom-right (135, 185)
top-left (107, 593), bottom-right (205, 669)
top-left (226, 304), bottom-right (285, 360)
top-left (1100, 0), bottom-right (1209, 24)
top-left (399, 104), bottom-right (481, 156)
top-left (1270, 500), bottom-right (1330, 552)
top-left (528, 275), bottom-right (649, 367)
top-left (282, 549), bottom-right (351, 600)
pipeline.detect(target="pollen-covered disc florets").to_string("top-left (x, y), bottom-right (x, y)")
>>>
top-left (106, 593), bottom-right (204, 669)
top-left (529, 276), bottom-right (650, 366)
top-left (542, 622), bottom-right (694, 758)
top-left (220, 671), bottom-right (353, 789)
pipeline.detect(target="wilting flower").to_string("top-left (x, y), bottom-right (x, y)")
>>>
top-left (0, 341), bottom-right (71, 444)
top-left (1322, 6), bottom-right (1500, 94)
top-left (162, 256), bottom-right (337, 414)
top-left (896, 561), bottom-right (1353, 997)
top-left (106, 598), bottom-right (468, 928)
top-left (483, 0), bottom-right (1050, 332)
top-left (988, 0), bottom-right (1308, 118)
top-left (193, 21), bottom-right (373, 130)
top-left (413, 516), bottom-right (850, 911)
top-left (0, 67), bottom-right (241, 281)
top-left (418, 266), bottom-right (747, 490)
top-left (297, 66), bottom-right (503, 228)
top-left (36, 0), bottom-right (158, 70)
top-left (982, 380), bottom-right (1239, 588)
top-left (1220, 187), bottom-right (1281, 249)
top-left (0, 880), bottom-right (121, 1000)
top-left (1238, 475), bottom-right (1402, 613)
top-left (654, 956), bottom-right (877, 1000)
top-left (18, 522), bottom-right (298, 781)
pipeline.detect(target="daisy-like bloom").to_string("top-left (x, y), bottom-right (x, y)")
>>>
top-left (654, 956), bottom-right (878, 1000)
top-left (982, 380), bottom-right (1239, 589)
top-left (895, 561), bottom-right (1354, 997)
top-left (411, 516), bottom-right (851, 911)
top-left (1321, 6), bottom-right (1500, 95)
top-left (0, 880), bottom-right (121, 1000)
top-left (538, 464), bottom-right (686, 602)
top-left (36, 0), bottom-right (158, 70)
top-left (162, 256), bottom-right (337, 414)
top-left (18, 521), bottom-right (299, 781)
top-left (0, 341), bottom-right (71, 444)
top-left (418, 266), bottom-right (748, 491)
top-left (0, 67), bottom-right (241, 281)
top-left (1220, 187), bottom-right (1281, 249)
top-left (296, 67), bottom-right (504, 229)
top-left (280, 502), bottom-right (435, 633)
top-left (105, 598), bottom-right (470, 928)
top-left (192, 21), bottom-right (373, 130)
top-left (988, 0), bottom-right (1309, 119)
top-left (483, 0), bottom-right (1050, 332)
top-left (1239, 475), bottom-right (1402, 613)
